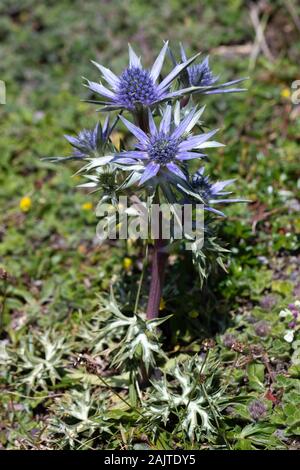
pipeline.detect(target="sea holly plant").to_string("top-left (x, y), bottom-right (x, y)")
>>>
top-left (50, 42), bottom-right (246, 331)
top-left (95, 289), bottom-right (169, 394)
top-left (144, 353), bottom-right (238, 441)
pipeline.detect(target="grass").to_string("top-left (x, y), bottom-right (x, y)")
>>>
top-left (0, 0), bottom-right (300, 450)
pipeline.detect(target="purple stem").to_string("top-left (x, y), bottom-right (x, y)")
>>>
top-left (135, 107), bottom-right (168, 320)
top-left (146, 238), bottom-right (168, 320)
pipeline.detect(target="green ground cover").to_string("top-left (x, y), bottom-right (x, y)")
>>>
top-left (0, 0), bottom-right (299, 449)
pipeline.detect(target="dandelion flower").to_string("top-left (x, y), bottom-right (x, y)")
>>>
top-left (81, 202), bottom-right (93, 211)
top-left (123, 257), bottom-right (133, 271)
top-left (281, 88), bottom-right (291, 99)
top-left (19, 196), bottom-right (32, 212)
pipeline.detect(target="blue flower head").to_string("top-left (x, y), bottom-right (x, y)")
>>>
top-left (178, 44), bottom-right (247, 95)
top-left (85, 42), bottom-right (200, 111)
top-left (115, 105), bottom-right (223, 186)
top-left (64, 118), bottom-right (113, 159)
top-left (191, 168), bottom-right (243, 216)
top-left (47, 118), bottom-right (115, 163)
top-left (187, 57), bottom-right (218, 87)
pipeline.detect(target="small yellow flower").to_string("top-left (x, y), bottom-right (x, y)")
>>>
top-left (159, 298), bottom-right (166, 311)
top-left (281, 88), bottom-right (291, 99)
top-left (19, 196), bottom-right (32, 212)
top-left (110, 131), bottom-right (124, 151)
top-left (81, 202), bottom-right (93, 211)
top-left (123, 257), bottom-right (133, 271)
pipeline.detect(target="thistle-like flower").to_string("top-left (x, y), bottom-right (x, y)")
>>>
top-left (248, 400), bottom-right (267, 421)
top-left (47, 118), bottom-right (115, 163)
top-left (64, 118), bottom-right (114, 158)
top-left (190, 168), bottom-right (243, 216)
top-left (186, 56), bottom-right (218, 87)
top-left (115, 105), bottom-right (222, 185)
top-left (178, 44), bottom-right (247, 95)
top-left (85, 42), bottom-right (200, 111)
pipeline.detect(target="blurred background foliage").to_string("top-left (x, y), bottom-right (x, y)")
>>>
top-left (0, 0), bottom-right (300, 450)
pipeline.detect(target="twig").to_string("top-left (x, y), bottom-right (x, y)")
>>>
top-left (249, 2), bottom-right (274, 70)
top-left (212, 44), bottom-right (253, 57)
top-left (5, 390), bottom-right (64, 400)
top-left (285, 0), bottom-right (300, 34)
